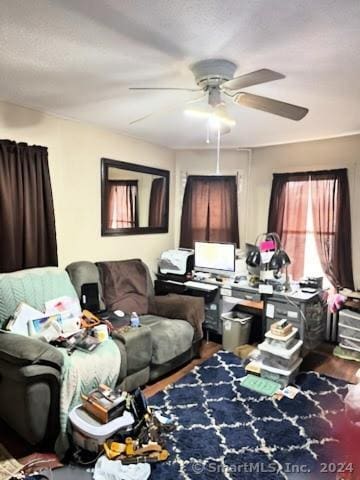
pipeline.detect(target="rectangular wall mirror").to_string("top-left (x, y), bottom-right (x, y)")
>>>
top-left (101, 158), bottom-right (169, 235)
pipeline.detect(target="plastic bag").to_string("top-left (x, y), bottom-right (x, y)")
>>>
top-left (94, 455), bottom-right (151, 480)
top-left (344, 383), bottom-right (360, 425)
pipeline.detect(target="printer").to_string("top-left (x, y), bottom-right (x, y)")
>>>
top-left (158, 249), bottom-right (194, 281)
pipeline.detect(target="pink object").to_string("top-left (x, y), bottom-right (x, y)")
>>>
top-left (327, 292), bottom-right (346, 313)
top-left (259, 240), bottom-right (275, 252)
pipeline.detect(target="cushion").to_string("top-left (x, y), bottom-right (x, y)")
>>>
top-left (139, 315), bottom-right (194, 365)
top-left (66, 261), bottom-right (106, 311)
top-left (112, 325), bottom-right (152, 375)
top-left (0, 332), bottom-right (63, 370)
top-left (97, 260), bottom-right (149, 315)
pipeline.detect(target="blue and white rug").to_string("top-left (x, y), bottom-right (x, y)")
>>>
top-left (150, 351), bottom-right (349, 480)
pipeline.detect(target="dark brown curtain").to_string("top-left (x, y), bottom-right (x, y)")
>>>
top-left (268, 172), bottom-right (309, 280)
top-left (107, 180), bottom-right (138, 228)
top-left (310, 169), bottom-right (354, 289)
top-left (148, 177), bottom-right (165, 227)
top-left (268, 169), bottom-right (354, 289)
top-left (180, 175), bottom-right (239, 248)
top-left (0, 139), bottom-right (58, 273)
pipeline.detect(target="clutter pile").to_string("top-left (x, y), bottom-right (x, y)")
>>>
top-left (3, 296), bottom-right (108, 351)
top-left (2, 295), bottom-right (141, 356)
top-left (0, 445), bottom-right (62, 480)
top-left (69, 384), bottom-right (173, 474)
top-left (258, 319), bottom-right (303, 387)
top-left (240, 319), bottom-right (303, 400)
top-left (0, 384), bottom-right (173, 479)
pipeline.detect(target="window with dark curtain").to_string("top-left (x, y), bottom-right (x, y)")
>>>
top-left (0, 139), bottom-right (58, 273)
top-left (268, 169), bottom-right (354, 289)
top-left (148, 177), bottom-right (165, 227)
top-left (180, 175), bottom-right (239, 248)
top-left (107, 180), bottom-right (138, 228)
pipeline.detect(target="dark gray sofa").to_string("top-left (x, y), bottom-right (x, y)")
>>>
top-left (0, 262), bottom-right (203, 447)
top-left (66, 259), bottom-right (203, 386)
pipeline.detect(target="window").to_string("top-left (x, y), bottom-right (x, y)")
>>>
top-left (107, 181), bottom-right (138, 229)
top-left (179, 175), bottom-right (239, 248)
top-left (302, 186), bottom-right (331, 288)
top-left (268, 169), bottom-right (354, 289)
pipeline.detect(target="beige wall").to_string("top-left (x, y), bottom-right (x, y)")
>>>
top-left (2, 98), bottom-right (358, 286)
top-left (174, 149), bottom-right (251, 248)
top-left (0, 100), bottom-right (175, 273)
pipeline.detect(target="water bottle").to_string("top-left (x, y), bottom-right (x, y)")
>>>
top-left (130, 312), bottom-right (140, 328)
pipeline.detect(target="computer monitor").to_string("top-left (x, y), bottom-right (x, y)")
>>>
top-left (194, 241), bottom-right (236, 276)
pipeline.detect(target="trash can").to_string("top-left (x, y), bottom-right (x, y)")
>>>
top-left (221, 311), bottom-right (252, 351)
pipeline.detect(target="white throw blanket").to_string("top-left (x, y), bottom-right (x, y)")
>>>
top-left (55, 339), bottom-right (121, 457)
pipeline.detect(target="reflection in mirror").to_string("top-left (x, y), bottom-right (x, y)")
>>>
top-left (101, 159), bottom-right (169, 236)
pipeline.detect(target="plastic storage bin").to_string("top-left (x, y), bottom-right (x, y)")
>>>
top-left (265, 327), bottom-right (298, 348)
top-left (221, 311), bottom-right (252, 351)
top-left (338, 309), bottom-right (360, 329)
top-left (260, 357), bottom-right (302, 387)
top-left (69, 405), bottom-right (134, 452)
top-left (259, 339), bottom-right (303, 370)
top-left (338, 324), bottom-right (360, 341)
top-left (338, 335), bottom-right (360, 352)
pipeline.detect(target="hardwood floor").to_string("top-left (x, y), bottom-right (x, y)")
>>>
top-left (303, 342), bottom-right (359, 384)
top-left (144, 341), bottom-right (221, 398)
top-left (144, 340), bottom-right (359, 398)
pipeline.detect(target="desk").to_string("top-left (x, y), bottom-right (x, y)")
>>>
top-left (226, 282), bottom-right (325, 348)
top-left (155, 277), bottom-right (326, 349)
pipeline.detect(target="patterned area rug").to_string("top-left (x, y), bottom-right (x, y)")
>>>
top-left (150, 350), bottom-right (349, 480)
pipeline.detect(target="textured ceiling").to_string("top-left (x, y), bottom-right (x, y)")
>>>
top-left (1, 0), bottom-right (360, 148)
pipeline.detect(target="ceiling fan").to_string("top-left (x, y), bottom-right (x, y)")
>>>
top-left (129, 59), bottom-right (309, 127)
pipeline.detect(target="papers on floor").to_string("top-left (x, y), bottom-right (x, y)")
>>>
top-left (281, 385), bottom-right (299, 399)
top-left (0, 444), bottom-right (23, 480)
top-left (273, 385), bottom-right (300, 401)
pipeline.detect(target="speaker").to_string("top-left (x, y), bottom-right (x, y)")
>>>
top-left (80, 283), bottom-right (100, 312)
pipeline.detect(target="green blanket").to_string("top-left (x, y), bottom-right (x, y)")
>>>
top-left (0, 267), bottom-right (77, 329)
top-left (55, 339), bottom-right (121, 457)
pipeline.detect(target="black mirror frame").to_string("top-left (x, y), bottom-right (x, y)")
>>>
top-left (101, 158), bottom-right (170, 236)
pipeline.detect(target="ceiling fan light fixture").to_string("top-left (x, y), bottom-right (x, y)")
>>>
top-left (213, 105), bottom-right (236, 127)
top-left (184, 105), bottom-right (236, 127)
top-left (208, 115), bottom-right (221, 131)
top-left (129, 59), bottom-right (308, 127)
top-left (184, 107), bottom-right (211, 119)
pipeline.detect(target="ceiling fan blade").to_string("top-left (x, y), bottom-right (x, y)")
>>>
top-left (234, 92), bottom-right (309, 121)
top-left (129, 94), bottom-right (206, 125)
top-left (222, 69), bottom-right (285, 91)
top-left (129, 87), bottom-right (201, 92)
top-left (129, 112), bottom-right (155, 125)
